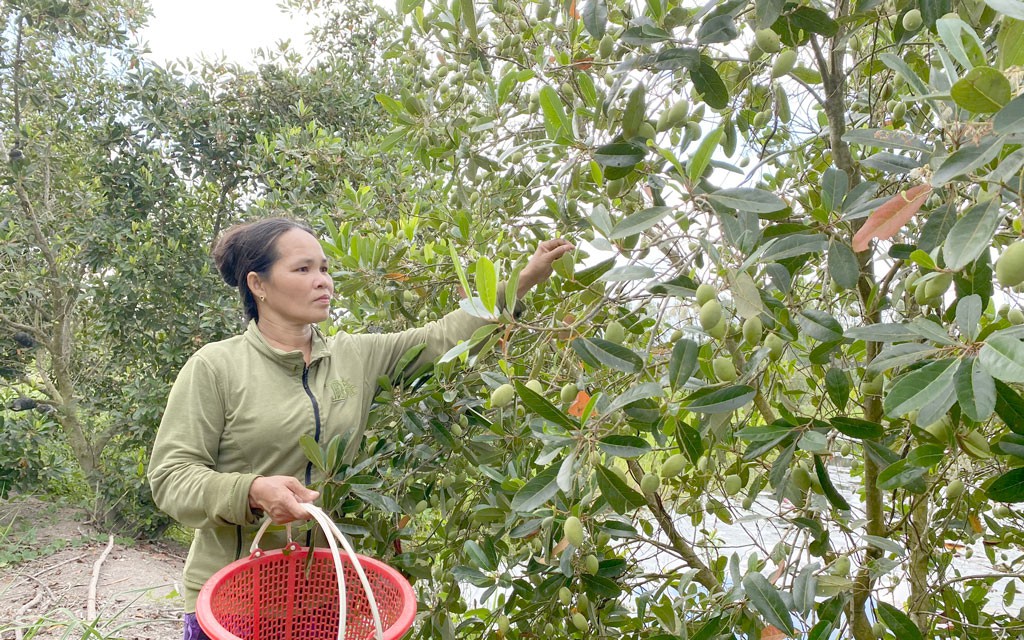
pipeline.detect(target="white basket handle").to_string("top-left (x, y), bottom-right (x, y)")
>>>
top-left (248, 504), bottom-right (385, 640)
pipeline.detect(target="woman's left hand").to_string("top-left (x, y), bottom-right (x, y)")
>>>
top-left (517, 238), bottom-right (575, 298)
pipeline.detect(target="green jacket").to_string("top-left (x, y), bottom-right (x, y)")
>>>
top-left (148, 307), bottom-right (500, 612)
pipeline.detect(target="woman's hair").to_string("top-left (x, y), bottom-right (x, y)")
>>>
top-left (212, 217), bottom-right (315, 322)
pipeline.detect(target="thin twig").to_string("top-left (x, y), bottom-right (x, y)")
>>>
top-left (86, 535), bottom-right (115, 621)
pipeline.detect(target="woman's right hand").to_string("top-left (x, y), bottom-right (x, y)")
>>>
top-left (248, 475), bottom-right (320, 523)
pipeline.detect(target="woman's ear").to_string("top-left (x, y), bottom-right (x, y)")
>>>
top-left (247, 271), bottom-right (266, 301)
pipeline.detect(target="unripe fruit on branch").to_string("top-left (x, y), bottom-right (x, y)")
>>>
top-left (699, 300), bottom-right (723, 331)
top-left (695, 283), bottom-right (717, 306)
top-left (754, 28), bottom-right (781, 53)
top-left (564, 516), bottom-right (585, 546)
top-left (661, 454), bottom-right (687, 478)
top-left (713, 356), bottom-right (738, 382)
top-left (997, 242), bottom-right (1024, 287)
top-left (605, 320), bottom-right (625, 344)
top-left (640, 472), bottom-right (660, 493)
top-left (902, 8), bottom-right (923, 31)
top-left (742, 317), bottom-right (763, 345)
top-left (560, 383), bottom-right (579, 404)
top-left (525, 379), bottom-right (544, 395)
top-left (771, 50), bottom-right (797, 79)
top-left (559, 586), bottom-right (572, 605)
top-left (491, 383), bottom-right (515, 407)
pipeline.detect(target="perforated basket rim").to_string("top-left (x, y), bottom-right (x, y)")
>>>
top-left (195, 547), bottom-right (417, 640)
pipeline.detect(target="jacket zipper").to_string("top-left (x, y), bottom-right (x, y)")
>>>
top-left (301, 365), bottom-right (322, 486)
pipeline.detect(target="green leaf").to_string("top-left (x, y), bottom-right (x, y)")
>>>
top-left (650, 47), bottom-right (700, 70)
top-left (593, 142), bottom-right (646, 168)
top-left (607, 382), bottom-right (664, 414)
top-left (788, 6), bottom-right (839, 36)
top-left (955, 357), bottom-right (996, 422)
top-left (825, 367), bottom-right (851, 410)
top-left (956, 295), bottom-right (983, 342)
top-left (679, 423), bottom-right (704, 463)
top-left (669, 339), bottom-right (700, 391)
top-left (860, 152), bottom-right (924, 174)
top-left (691, 59), bottom-right (729, 109)
top-left (299, 434), bottom-right (325, 473)
top-left (980, 335), bottom-right (1024, 383)
top-left (706, 187), bottom-right (787, 213)
top-left (876, 602), bottom-right (924, 640)
top-left (580, 574), bottom-right (622, 598)
top-left (883, 359), bottom-right (958, 418)
top-left (931, 137), bottom-right (1004, 186)
top-left (594, 464), bottom-right (647, 514)
top-left (458, 0), bottom-right (478, 39)
top-left (539, 85), bottom-right (573, 141)
top-left (984, 0), bottom-right (1024, 20)
top-left (995, 380), bottom-right (1024, 435)
top-left (511, 464), bottom-right (562, 512)
top-left (844, 323), bottom-right (920, 342)
top-left (514, 381), bottom-right (580, 431)
top-left (620, 24), bottom-right (672, 45)
top-left (572, 257), bottom-right (616, 287)
top-left (609, 206), bottom-right (672, 239)
top-left (742, 572), bottom-right (797, 636)
top-left (822, 167), bottom-right (849, 212)
top-left (581, 0), bottom-right (608, 39)
top-left (475, 256), bottom-right (497, 313)
top-left (828, 240), bottom-right (860, 290)
top-left (814, 455), bottom-right (852, 511)
top-left (685, 385), bottom-right (756, 413)
top-left (988, 468), bottom-right (1024, 502)
top-left (830, 417), bottom-right (884, 439)
top-left (841, 129), bottom-right (933, 153)
top-left (599, 265), bottom-right (656, 282)
top-left (688, 126), bottom-right (723, 182)
top-left (879, 53), bottom-right (930, 95)
top-left (876, 458), bottom-right (928, 493)
top-left (464, 540), bottom-right (495, 571)
top-left (571, 337), bottom-right (644, 373)
top-left (942, 198), bottom-right (1002, 271)
top-left (907, 443), bottom-right (946, 467)
top-left (799, 309), bottom-right (844, 342)
top-left (760, 234), bottom-right (829, 262)
top-left (994, 432), bottom-right (1024, 457)
top-left (867, 344), bottom-right (940, 377)
top-left (697, 15), bottom-right (739, 44)
top-left (449, 243), bottom-right (472, 303)
top-left (994, 91), bottom-right (1024, 133)
top-left (598, 435), bottom-right (652, 458)
top-left (951, 66), bottom-right (1012, 113)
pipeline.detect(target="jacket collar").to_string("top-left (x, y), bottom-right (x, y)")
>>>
top-left (243, 320), bottom-right (331, 368)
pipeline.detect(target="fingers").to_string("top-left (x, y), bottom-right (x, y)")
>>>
top-left (249, 476), bottom-right (320, 524)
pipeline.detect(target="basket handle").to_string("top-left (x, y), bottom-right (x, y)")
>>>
top-left (248, 505), bottom-right (386, 640)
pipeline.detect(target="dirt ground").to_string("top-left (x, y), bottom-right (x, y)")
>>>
top-left (0, 496), bottom-right (188, 640)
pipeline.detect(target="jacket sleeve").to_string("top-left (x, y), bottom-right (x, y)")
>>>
top-left (148, 353), bottom-right (259, 529)
top-left (354, 283), bottom-right (525, 387)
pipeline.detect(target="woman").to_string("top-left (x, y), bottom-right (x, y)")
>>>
top-left (148, 217), bottom-right (572, 639)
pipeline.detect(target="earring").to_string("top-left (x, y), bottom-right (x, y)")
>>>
top-left (259, 295), bottom-right (266, 302)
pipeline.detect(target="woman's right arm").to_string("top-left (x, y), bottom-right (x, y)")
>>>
top-left (147, 355), bottom-right (260, 529)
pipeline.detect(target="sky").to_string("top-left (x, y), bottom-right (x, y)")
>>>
top-left (139, 0), bottom-right (314, 66)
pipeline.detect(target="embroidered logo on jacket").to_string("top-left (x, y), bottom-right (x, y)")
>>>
top-left (330, 379), bottom-right (356, 403)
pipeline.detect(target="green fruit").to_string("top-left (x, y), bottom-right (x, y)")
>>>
top-left (1010, 309), bottom-right (1024, 325)
top-left (607, 178), bottom-right (625, 198)
top-left (560, 383), bottom-right (579, 404)
top-left (945, 478), bottom-right (965, 500)
top-left (724, 474), bottom-right (743, 496)
top-left (640, 472), bottom-right (660, 493)
top-left (544, 622), bottom-right (555, 635)
top-left (924, 272), bottom-right (953, 300)
top-left (997, 242), bottom-right (1024, 287)
top-left (637, 121), bottom-right (656, 141)
top-left (994, 504), bottom-right (1012, 518)
top-left (497, 615), bottom-right (510, 633)
top-left (695, 283), bottom-right (717, 305)
top-left (525, 379), bottom-right (545, 395)
top-left (668, 100), bottom-right (689, 125)
top-left (670, 329), bottom-right (684, 342)
top-left (712, 356), bottom-right (738, 382)
top-left (861, 375), bottom-right (883, 396)
top-left (774, 82), bottom-right (791, 123)
top-left (622, 83), bottom-right (646, 139)
top-left (754, 28), bottom-right (781, 53)
top-left (584, 554), bottom-right (599, 574)
top-left (559, 586), bottom-right (573, 605)
top-left (661, 453), bottom-right (687, 478)
top-left (742, 316), bottom-right (763, 345)
top-left (491, 383), bottom-right (515, 408)
top-left (571, 612), bottom-right (588, 632)
top-left (903, 8), bottom-right (923, 31)
top-left (599, 34), bottom-right (614, 58)
top-left (564, 515), bottom-right (585, 546)
top-left (709, 318), bottom-right (727, 340)
top-left (605, 320), bottom-right (625, 344)
top-left (752, 110), bottom-right (770, 128)
top-left (765, 333), bottom-right (785, 359)
top-left (791, 466), bottom-right (812, 491)
top-left (699, 300), bottom-right (723, 331)
top-left (892, 101), bottom-right (907, 120)
top-left (577, 593), bottom-right (590, 610)
top-left (960, 430), bottom-right (992, 459)
top-left (553, 252), bottom-right (574, 279)
top-left (415, 499), bottom-right (428, 514)
top-left (771, 49), bottom-right (798, 79)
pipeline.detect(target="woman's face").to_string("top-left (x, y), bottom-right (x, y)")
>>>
top-left (250, 228), bottom-right (334, 326)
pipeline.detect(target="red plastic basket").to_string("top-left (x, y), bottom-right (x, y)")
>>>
top-left (196, 508), bottom-right (416, 640)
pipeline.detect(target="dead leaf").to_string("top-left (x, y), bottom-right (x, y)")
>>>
top-left (969, 513), bottom-right (983, 534)
top-left (567, 390), bottom-right (591, 417)
top-left (852, 184), bottom-right (932, 252)
top-left (761, 625), bottom-right (789, 640)
top-left (569, 0), bottom-right (580, 18)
